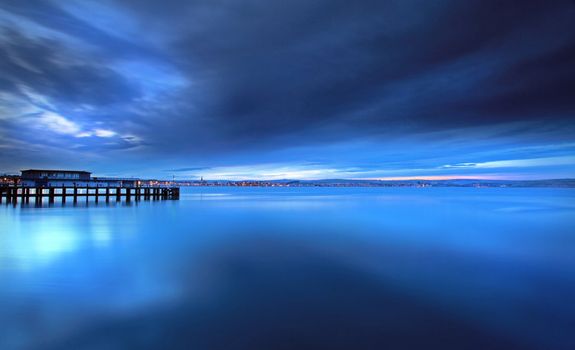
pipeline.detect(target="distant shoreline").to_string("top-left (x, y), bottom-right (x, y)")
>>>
top-left (172, 179), bottom-right (575, 188)
top-left (2, 176), bottom-right (574, 188)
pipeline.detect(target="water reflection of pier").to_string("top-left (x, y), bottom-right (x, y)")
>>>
top-left (0, 185), bottom-right (180, 205)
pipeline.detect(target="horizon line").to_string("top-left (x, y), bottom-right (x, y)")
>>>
top-left (170, 177), bottom-right (574, 182)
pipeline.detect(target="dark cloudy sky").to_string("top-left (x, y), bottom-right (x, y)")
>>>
top-left (0, 0), bottom-right (574, 179)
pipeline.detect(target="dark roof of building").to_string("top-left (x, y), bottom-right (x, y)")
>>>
top-left (21, 169), bottom-right (91, 174)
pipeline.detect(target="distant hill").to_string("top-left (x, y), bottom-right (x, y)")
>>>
top-left (173, 178), bottom-right (575, 188)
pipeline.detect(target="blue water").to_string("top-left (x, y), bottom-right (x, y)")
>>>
top-left (1, 187), bottom-right (574, 350)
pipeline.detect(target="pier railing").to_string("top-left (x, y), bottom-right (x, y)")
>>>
top-left (0, 185), bottom-right (180, 205)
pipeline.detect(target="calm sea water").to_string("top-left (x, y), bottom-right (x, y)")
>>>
top-left (1, 187), bottom-right (574, 350)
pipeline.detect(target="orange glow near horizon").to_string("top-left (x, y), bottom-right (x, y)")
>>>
top-left (365, 175), bottom-right (514, 181)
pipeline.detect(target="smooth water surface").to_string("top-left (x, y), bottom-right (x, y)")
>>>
top-left (1, 187), bottom-right (574, 349)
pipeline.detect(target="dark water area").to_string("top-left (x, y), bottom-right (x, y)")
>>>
top-left (1, 187), bottom-right (574, 350)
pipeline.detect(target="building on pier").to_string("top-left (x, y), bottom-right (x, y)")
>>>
top-left (21, 169), bottom-right (91, 187)
top-left (90, 177), bottom-right (141, 188)
top-left (20, 169), bottom-right (144, 188)
top-left (1, 169), bottom-right (179, 204)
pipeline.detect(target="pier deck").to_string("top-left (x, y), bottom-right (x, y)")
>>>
top-left (0, 186), bottom-right (180, 205)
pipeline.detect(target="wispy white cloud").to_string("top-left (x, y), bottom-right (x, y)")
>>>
top-left (171, 163), bottom-right (345, 181)
top-left (34, 111), bottom-right (123, 140)
top-left (94, 129), bottom-right (117, 138)
top-left (443, 156), bottom-right (575, 169)
top-left (38, 111), bottom-right (81, 135)
top-left (77, 129), bottom-right (117, 138)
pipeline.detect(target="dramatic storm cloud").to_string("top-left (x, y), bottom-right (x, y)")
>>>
top-left (0, 0), bottom-right (574, 179)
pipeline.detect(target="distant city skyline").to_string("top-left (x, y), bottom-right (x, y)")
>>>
top-left (0, 1), bottom-right (574, 180)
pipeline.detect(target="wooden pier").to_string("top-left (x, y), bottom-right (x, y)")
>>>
top-left (0, 186), bottom-right (179, 205)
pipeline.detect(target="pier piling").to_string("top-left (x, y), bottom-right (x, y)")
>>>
top-left (1, 185), bottom-right (179, 206)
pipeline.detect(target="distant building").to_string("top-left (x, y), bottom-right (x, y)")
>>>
top-left (0, 174), bottom-right (20, 185)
